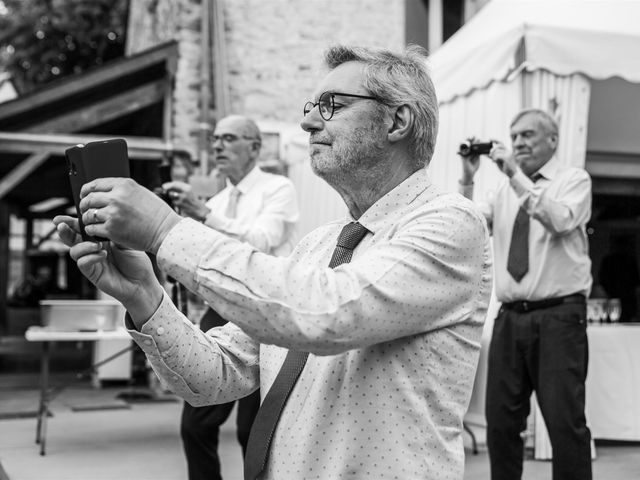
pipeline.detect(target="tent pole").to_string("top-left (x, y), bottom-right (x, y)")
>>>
top-left (197, 0), bottom-right (213, 175)
top-left (428, 0), bottom-right (443, 51)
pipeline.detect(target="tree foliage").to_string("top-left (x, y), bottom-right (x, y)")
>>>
top-left (0, 0), bottom-right (128, 93)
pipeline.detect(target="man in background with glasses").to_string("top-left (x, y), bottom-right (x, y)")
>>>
top-left (55, 45), bottom-right (491, 479)
top-left (162, 114), bottom-right (299, 480)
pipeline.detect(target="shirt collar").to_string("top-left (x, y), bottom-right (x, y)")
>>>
top-left (354, 168), bottom-right (434, 235)
top-left (534, 155), bottom-right (560, 181)
top-left (225, 164), bottom-right (262, 195)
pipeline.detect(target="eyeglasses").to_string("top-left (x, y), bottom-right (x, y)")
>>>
top-left (209, 133), bottom-right (257, 147)
top-left (303, 91), bottom-right (379, 121)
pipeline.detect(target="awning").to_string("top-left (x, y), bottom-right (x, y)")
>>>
top-left (428, 0), bottom-right (640, 103)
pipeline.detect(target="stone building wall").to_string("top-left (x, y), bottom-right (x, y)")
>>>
top-left (127, 0), bottom-right (203, 154)
top-left (222, 0), bottom-right (405, 122)
top-left (126, 0), bottom-right (406, 153)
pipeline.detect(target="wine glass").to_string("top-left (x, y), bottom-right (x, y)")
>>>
top-left (587, 300), bottom-right (596, 323)
top-left (599, 299), bottom-right (610, 323)
top-left (607, 298), bottom-right (621, 323)
top-left (591, 299), bottom-right (606, 324)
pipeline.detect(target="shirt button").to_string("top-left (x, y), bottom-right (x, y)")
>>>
top-left (144, 339), bottom-right (152, 346)
top-left (156, 327), bottom-right (165, 335)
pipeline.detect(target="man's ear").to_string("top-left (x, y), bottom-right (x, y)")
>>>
top-left (548, 133), bottom-right (558, 150)
top-left (388, 104), bottom-right (412, 144)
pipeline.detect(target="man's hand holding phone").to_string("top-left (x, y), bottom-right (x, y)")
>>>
top-left (78, 177), bottom-right (182, 255)
top-left (53, 214), bottom-right (164, 325)
top-left (65, 139), bottom-right (130, 242)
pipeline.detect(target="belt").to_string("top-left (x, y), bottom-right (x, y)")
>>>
top-left (502, 293), bottom-right (585, 313)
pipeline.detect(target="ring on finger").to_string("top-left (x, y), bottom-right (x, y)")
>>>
top-left (92, 209), bottom-right (99, 222)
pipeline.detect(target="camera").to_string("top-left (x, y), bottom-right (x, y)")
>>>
top-left (458, 140), bottom-right (494, 157)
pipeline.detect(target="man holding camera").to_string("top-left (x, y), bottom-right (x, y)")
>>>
top-left (163, 114), bottom-right (300, 480)
top-left (459, 109), bottom-right (593, 480)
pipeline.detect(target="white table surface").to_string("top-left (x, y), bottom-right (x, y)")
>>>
top-left (25, 326), bottom-right (131, 342)
top-left (585, 323), bottom-right (640, 440)
top-left (24, 326), bottom-right (133, 455)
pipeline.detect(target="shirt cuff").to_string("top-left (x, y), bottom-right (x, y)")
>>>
top-left (158, 216), bottom-right (224, 263)
top-left (125, 290), bottom-right (186, 357)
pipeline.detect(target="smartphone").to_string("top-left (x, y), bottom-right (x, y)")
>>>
top-left (65, 139), bottom-right (130, 241)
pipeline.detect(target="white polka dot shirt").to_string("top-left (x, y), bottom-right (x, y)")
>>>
top-left (127, 168), bottom-right (493, 479)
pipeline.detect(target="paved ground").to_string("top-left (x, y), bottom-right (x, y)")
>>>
top-left (1, 380), bottom-right (639, 480)
top-left (0, 379), bottom-right (239, 480)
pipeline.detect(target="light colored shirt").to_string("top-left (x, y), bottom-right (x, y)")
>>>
top-left (203, 165), bottom-right (299, 255)
top-left (128, 169), bottom-right (492, 480)
top-left (460, 156), bottom-right (592, 303)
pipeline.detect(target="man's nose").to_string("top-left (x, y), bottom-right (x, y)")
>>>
top-left (513, 135), bottom-right (525, 147)
top-left (300, 106), bottom-right (323, 132)
top-left (212, 138), bottom-right (224, 152)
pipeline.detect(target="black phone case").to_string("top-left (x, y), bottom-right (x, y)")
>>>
top-left (65, 139), bottom-right (130, 242)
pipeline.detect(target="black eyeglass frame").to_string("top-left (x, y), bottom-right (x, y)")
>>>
top-left (303, 91), bottom-right (380, 121)
top-left (208, 133), bottom-right (259, 147)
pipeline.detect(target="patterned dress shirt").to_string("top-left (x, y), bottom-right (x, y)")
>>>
top-left (127, 168), bottom-right (492, 480)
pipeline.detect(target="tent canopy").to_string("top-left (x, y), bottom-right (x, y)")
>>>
top-left (428, 0), bottom-right (640, 103)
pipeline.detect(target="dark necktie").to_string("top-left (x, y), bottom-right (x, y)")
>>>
top-left (243, 221), bottom-right (370, 480)
top-left (506, 174), bottom-right (541, 282)
top-left (506, 207), bottom-right (530, 282)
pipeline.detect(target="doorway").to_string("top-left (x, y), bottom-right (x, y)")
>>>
top-left (589, 180), bottom-right (640, 322)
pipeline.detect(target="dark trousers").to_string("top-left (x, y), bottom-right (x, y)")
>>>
top-left (180, 308), bottom-right (261, 480)
top-left (486, 302), bottom-right (592, 480)
top-left (181, 392), bottom-right (261, 480)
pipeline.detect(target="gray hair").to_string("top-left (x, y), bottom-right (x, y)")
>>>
top-left (511, 109), bottom-right (559, 137)
top-left (324, 45), bottom-right (439, 168)
top-left (220, 114), bottom-right (262, 148)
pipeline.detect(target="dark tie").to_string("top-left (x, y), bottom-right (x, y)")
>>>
top-left (243, 221), bottom-right (369, 480)
top-left (506, 207), bottom-right (530, 282)
top-left (506, 174), bottom-right (541, 282)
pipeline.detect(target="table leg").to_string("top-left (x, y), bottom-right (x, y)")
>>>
top-left (35, 342), bottom-right (50, 456)
top-left (463, 421), bottom-right (478, 454)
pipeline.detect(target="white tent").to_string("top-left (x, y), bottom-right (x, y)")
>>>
top-left (431, 0), bottom-right (640, 103)
top-left (425, 0), bottom-right (640, 454)
top-left (428, 0), bottom-right (640, 193)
